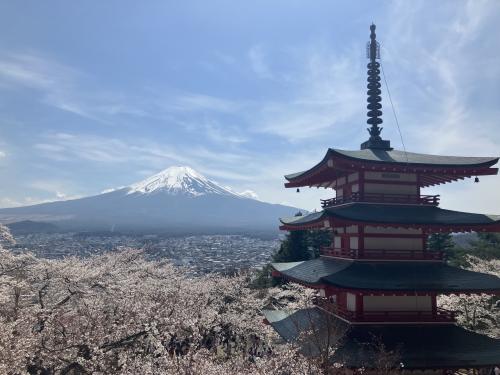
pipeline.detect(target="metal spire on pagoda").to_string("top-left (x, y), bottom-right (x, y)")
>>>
top-left (361, 24), bottom-right (392, 151)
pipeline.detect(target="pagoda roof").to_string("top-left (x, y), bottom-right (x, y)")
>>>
top-left (280, 202), bottom-right (500, 231)
top-left (271, 258), bottom-right (500, 293)
top-left (335, 148), bottom-right (496, 168)
top-left (263, 308), bottom-right (500, 369)
top-left (285, 148), bottom-right (499, 188)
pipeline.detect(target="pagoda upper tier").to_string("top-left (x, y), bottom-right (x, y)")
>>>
top-left (285, 148), bottom-right (499, 188)
top-left (280, 202), bottom-right (500, 232)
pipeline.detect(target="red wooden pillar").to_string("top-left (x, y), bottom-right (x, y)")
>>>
top-left (338, 292), bottom-right (347, 310)
top-left (358, 225), bottom-right (365, 258)
top-left (344, 183), bottom-right (352, 201)
top-left (341, 228), bottom-right (347, 253)
top-left (416, 172), bottom-right (421, 197)
top-left (422, 233), bottom-right (428, 252)
top-left (359, 170), bottom-right (365, 200)
top-left (325, 286), bottom-right (333, 298)
top-left (431, 293), bottom-right (437, 316)
top-left (356, 293), bottom-right (364, 319)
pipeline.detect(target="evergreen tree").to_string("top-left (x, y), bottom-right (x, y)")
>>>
top-left (427, 233), bottom-right (455, 253)
top-left (273, 231), bottom-right (309, 262)
top-left (305, 229), bottom-right (332, 258)
top-left (428, 232), bottom-right (500, 267)
top-left (427, 233), bottom-right (462, 265)
top-left (252, 229), bottom-right (332, 288)
top-left (272, 229), bottom-right (332, 262)
top-left (469, 233), bottom-right (500, 260)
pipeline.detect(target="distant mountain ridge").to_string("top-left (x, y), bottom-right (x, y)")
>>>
top-left (0, 166), bottom-right (301, 234)
top-left (6, 220), bottom-right (59, 235)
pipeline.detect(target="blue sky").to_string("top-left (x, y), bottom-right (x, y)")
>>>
top-left (0, 0), bottom-right (499, 212)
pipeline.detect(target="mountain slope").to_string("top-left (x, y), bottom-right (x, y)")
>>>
top-left (0, 167), bottom-right (301, 234)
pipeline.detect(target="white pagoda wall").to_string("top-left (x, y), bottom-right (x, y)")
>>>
top-left (333, 237), bottom-right (341, 248)
top-left (363, 295), bottom-right (432, 312)
top-left (364, 227), bottom-right (422, 235)
top-left (330, 226), bottom-right (425, 252)
top-left (331, 171), bottom-right (424, 197)
top-left (346, 293), bottom-right (357, 311)
top-left (364, 171), bottom-right (418, 195)
top-left (364, 171), bottom-right (417, 182)
top-left (364, 237), bottom-right (423, 250)
top-left (363, 183), bottom-right (417, 195)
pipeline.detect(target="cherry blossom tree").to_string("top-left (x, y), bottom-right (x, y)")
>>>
top-left (0, 224), bottom-right (15, 248)
top-left (0, 223), bottom-right (318, 374)
top-left (439, 255), bottom-right (500, 338)
top-left (1, 220), bottom-right (469, 374)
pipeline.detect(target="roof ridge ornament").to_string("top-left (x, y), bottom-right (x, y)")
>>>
top-left (361, 24), bottom-right (392, 151)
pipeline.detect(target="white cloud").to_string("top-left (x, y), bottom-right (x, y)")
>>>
top-left (0, 52), bottom-right (150, 122)
top-left (237, 190), bottom-right (259, 200)
top-left (168, 93), bottom-right (241, 113)
top-left (250, 47), bottom-right (364, 142)
top-left (380, 0), bottom-right (500, 158)
top-left (203, 121), bottom-right (247, 144)
top-left (29, 180), bottom-right (81, 202)
top-left (0, 195), bottom-right (75, 209)
top-left (248, 45), bottom-right (273, 79)
top-left (55, 191), bottom-right (66, 199)
top-left (100, 186), bottom-right (126, 194)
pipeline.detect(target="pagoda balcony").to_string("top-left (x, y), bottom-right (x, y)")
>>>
top-left (320, 192), bottom-right (440, 208)
top-left (321, 246), bottom-right (444, 261)
top-left (313, 298), bottom-right (456, 323)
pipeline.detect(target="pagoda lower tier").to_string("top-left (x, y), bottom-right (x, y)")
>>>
top-left (263, 308), bottom-right (500, 370)
top-left (271, 257), bottom-right (500, 326)
top-left (271, 258), bottom-right (500, 294)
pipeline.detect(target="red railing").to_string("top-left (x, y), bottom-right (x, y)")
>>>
top-left (321, 247), bottom-right (444, 261)
top-left (313, 298), bottom-right (456, 323)
top-left (320, 192), bottom-right (440, 208)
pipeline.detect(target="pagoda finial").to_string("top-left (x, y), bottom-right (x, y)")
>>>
top-left (361, 24), bottom-right (392, 151)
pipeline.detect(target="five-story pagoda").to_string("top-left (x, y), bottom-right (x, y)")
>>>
top-left (264, 24), bottom-right (500, 373)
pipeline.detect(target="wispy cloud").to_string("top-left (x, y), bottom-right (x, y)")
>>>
top-left (0, 52), bottom-right (151, 122)
top-left (248, 45), bottom-right (273, 79)
top-left (382, 0), bottom-right (500, 156)
top-left (251, 50), bottom-right (363, 142)
top-left (33, 131), bottom-right (253, 182)
top-left (0, 196), bottom-right (57, 209)
top-left (0, 53), bottom-right (95, 119)
top-left (167, 93), bottom-right (242, 113)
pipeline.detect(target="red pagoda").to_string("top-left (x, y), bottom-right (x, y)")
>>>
top-left (264, 24), bottom-right (500, 372)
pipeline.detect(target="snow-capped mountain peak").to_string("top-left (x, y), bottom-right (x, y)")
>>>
top-left (127, 166), bottom-right (238, 197)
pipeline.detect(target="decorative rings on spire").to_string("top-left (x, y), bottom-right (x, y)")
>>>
top-left (360, 24), bottom-right (392, 151)
top-left (366, 24), bottom-right (382, 139)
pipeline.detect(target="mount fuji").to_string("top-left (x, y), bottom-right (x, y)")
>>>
top-left (0, 167), bottom-right (301, 234)
top-left (127, 166), bottom-right (241, 197)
